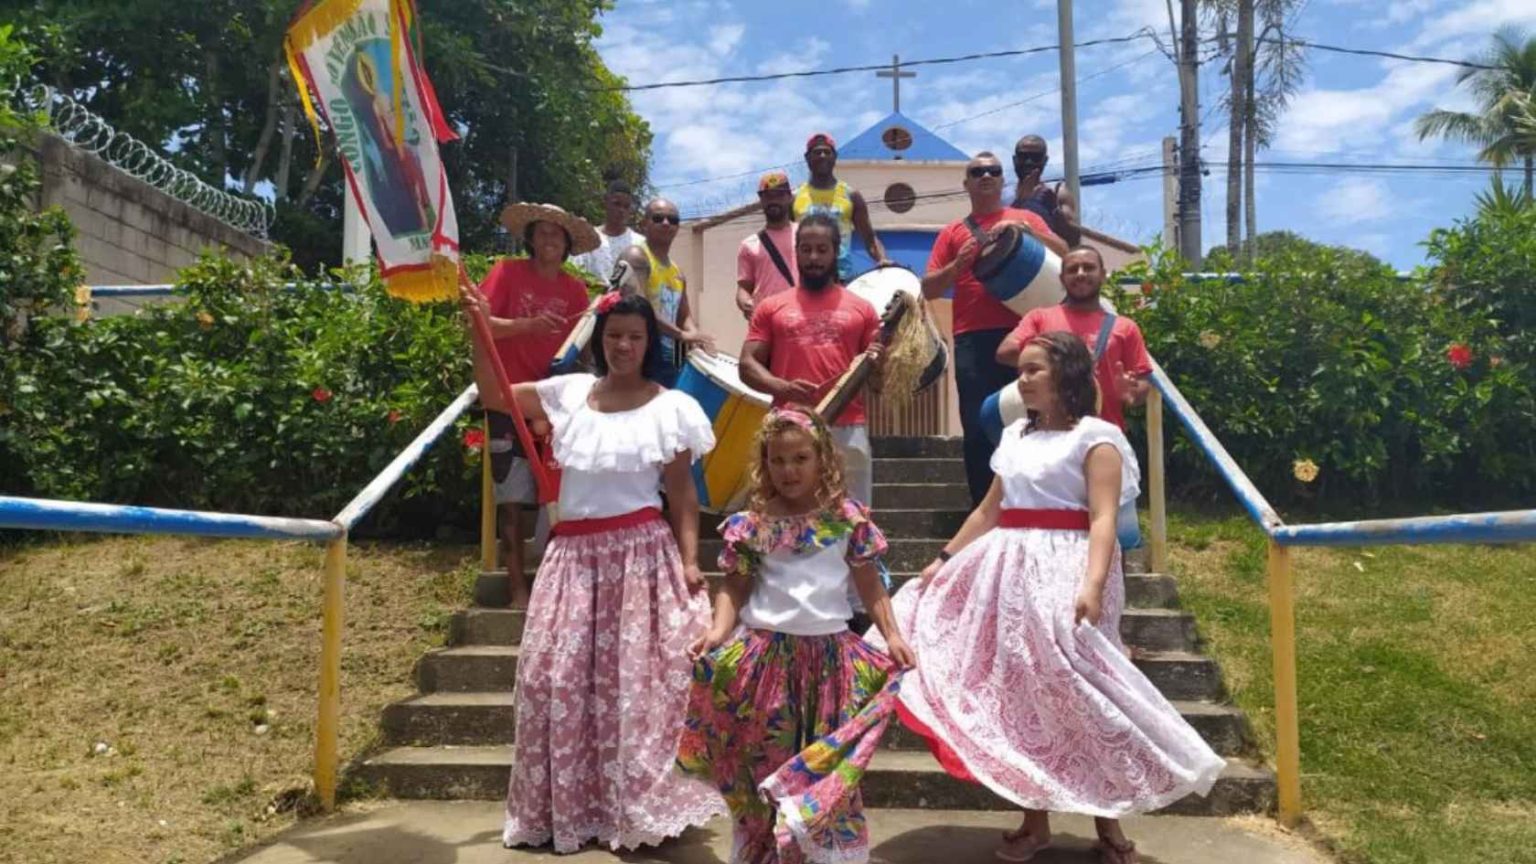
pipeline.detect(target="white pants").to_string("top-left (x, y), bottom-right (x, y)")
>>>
top-left (831, 425), bottom-right (874, 612)
top-left (830, 425), bottom-right (873, 506)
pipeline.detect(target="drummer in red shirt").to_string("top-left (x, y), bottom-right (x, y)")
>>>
top-left (995, 245), bottom-right (1152, 428)
top-left (739, 213), bottom-right (885, 506)
top-left (921, 151), bottom-right (1067, 505)
top-left (464, 202), bottom-right (597, 608)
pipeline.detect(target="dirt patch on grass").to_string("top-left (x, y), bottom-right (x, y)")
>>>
top-left (0, 535), bottom-right (475, 864)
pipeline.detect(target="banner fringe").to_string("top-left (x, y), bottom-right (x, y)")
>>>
top-left (383, 256), bottom-right (459, 304)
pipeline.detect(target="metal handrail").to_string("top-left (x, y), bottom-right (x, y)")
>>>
top-left (1141, 328), bottom-right (1535, 831)
top-left (0, 496), bottom-right (342, 540)
top-left (0, 382), bottom-right (481, 812)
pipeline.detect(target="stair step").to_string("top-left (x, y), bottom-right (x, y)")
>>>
top-left (873, 458), bottom-right (965, 483)
top-left (1133, 652), bottom-right (1225, 701)
top-left (860, 750), bottom-right (1274, 816)
top-left (449, 607), bottom-right (526, 646)
top-left (473, 568), bottom-right (1167, 608)
top-left (873, 437), bottom-right (964, 458)
top-left (874, 483), bottom-right (974, 510)
top-left (353, 746), bottom-right (1274, 815)
top-left (381, 693), bottom-right (517, 746)
top-left (869, 508), bottom-right (970, 537)
top-left (416, 646), bottom-right (520, 693)
top-left (446, 604), bottom-right (1191, 655)
top-left (883, 700), bottom-right (1250, 757)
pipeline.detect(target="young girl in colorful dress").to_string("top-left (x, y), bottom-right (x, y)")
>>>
top-left (467, 290), bottom-right (727, 853)
top-left (679, 406), bottom-right (917, 864)
top-left (869, 332), bottom-right (1225, 864)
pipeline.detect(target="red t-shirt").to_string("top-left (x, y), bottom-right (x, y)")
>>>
top-left (745, 285), bottom-right (880, 425)
top-left (480, 258), bottom-right (590, 384)
top-left (927, 207), bottom-right (1057, 335)
top-left (1009, 305), bottom-right (1153, 429)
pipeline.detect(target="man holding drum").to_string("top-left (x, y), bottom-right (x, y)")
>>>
top-left (739, 213), bottom-right (885, 506)
top-left (922, 151), bottom-right (1067, 505)
top-left (468, 202), bottom-right (600, 607)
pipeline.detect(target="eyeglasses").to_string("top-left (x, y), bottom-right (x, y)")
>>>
top-left (649, 213), bottom-right (681, 225)
top-left (967, 165), bottom-right (1004, 178)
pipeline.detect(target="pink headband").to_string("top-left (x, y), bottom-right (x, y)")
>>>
top-left (769, 406), bottom-right (817, 432)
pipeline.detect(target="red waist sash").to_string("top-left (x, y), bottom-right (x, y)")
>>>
top-left (998, 508), bottom-right (1090, 531)
top-left (551, 507), bottom-right (663, 537)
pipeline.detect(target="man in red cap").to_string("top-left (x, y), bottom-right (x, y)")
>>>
top-left (735, 170), bottom-right (799, 319)
top-left (792, 132), bottom-right (891, 281)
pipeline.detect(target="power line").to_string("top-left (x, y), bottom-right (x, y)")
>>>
top-left (1260, 36), bottom-right (1498, 71)
top-left (588, 30), bottom-right (1159, 92)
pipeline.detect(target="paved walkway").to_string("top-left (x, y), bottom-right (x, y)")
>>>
top-left (224, 803), bottom-right (1329, 864)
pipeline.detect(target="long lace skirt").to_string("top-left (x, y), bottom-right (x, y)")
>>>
top-left (867, 527), bottom-right (1226, 817)
top-left (502, 520), bottom-right (726, 852)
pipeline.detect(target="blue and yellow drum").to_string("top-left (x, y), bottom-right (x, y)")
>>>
top-left (675, 351), bottom-right (772, 513)
top-left (548, 294), bottom-right (602, 376)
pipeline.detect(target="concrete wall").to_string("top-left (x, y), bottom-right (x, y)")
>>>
top-left (28, 133), bottom-right (271, 289)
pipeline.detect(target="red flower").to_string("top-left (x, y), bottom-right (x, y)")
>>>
top-left (312, 387), bottom-right (333, 403)
top-left (594, 291), bottom-right (623, 315)
top-left (462, 428), bottom-right (485, 449)
top-left (387, 409), bottom-right (403, 424)
top-left (1446, 344), bottom-right (1473, 370)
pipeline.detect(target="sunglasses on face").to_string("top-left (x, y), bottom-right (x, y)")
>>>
top-left (649, 213), bottom-right (681, 225)
top-left (968, 165), bottom-right (1004, 178)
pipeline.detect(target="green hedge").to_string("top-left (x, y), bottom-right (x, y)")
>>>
top-left (1118, 226), bottom-right (1536, 511)
top-left (1, 254), bottom-right (484, 535)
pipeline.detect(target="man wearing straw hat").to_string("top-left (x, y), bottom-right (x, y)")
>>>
top-left (464, 202), bottom-right (599, 607)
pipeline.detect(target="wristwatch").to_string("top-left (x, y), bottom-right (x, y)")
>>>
top-left (935, 549), bottom-right (953, 564)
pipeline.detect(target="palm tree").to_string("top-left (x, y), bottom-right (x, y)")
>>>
top-left (1415, 26), bottom-right (1536, 196)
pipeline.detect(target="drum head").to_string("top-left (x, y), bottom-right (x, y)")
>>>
top-left (686, 351), bottom-right (771, 403)
top-left (973, 225), bottom-right (1022, 281)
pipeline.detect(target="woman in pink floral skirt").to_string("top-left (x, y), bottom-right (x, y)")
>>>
top-left (868, 332), bottom-right (1225, 864)
top-left (467, 290), bottom-right (726, 853)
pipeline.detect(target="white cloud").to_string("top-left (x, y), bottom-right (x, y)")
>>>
top-left (844, 0), bottom-right (871, 8)
top-left (708, 24), bottom-right (745, 57)
top-left (1319, 178), bottom-right (1393, 225)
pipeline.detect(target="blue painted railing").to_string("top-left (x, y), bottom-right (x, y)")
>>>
top-left (0, 496), bottom-right (342, 541)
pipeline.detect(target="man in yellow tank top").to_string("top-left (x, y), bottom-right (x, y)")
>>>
top-left (792, 132), bottom-right (892, 281)
top-left (638, 197), bottom-right (715, 386)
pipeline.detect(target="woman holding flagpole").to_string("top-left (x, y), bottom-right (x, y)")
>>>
top-left (464, 285), bottom-right (727, 853)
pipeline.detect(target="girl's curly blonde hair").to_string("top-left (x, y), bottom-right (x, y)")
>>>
top-left (745, 405), bottom-right (847, 515)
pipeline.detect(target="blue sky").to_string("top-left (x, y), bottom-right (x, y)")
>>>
top-left (593, 0), bottom-right (1536, 269)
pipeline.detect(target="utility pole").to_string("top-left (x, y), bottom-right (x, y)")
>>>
top-left (1178, 0), bottom-right (1203, 267)
top-left (1162, 136), bottom-right (1179, 250)
top-left (1057, 0), bottom-right (1082, 211)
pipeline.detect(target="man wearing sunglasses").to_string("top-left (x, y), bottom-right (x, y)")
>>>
top-left (792, 132), bottom-right (893, 281)
top-left (638, 198), bottom-right (716, 386)
top-left (922, 152), bottom-right (1067, 505)
top-left (1011, 135), bottom-right (1081, 245)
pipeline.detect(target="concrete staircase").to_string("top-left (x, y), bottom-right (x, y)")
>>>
top-left (355, 437), bottom-right (1276, 815)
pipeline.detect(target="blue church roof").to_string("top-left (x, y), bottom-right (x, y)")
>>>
top-left (838, 112), bottom-right (970, 162)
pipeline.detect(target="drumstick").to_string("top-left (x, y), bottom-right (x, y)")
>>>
top-left (816, 296), bottom-right (910, 425)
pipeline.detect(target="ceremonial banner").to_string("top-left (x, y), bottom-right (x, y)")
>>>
top-left (286, 0), bottom-right (459, 302)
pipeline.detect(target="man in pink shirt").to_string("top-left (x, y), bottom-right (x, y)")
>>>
top-left (922, 151), bottom-right (1067, 505)
top-left (995, 245), bottom-right (1151, 428)
top-left (739, 213), bottom-right (884, 505)
top-left (734, 170), bottom-right (798, 319)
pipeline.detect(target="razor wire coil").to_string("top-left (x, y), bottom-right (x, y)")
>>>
top-left (25, 86), bottom-right (275, 237)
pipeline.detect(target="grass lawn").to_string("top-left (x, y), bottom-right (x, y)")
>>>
top-left (1167, 512), bottom-right (1536, 864)
top-left (0, 535), bottom-right (478, 864)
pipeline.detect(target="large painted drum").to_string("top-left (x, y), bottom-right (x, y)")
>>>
top-left (845, 265), bottom-right (949, 392)
top-left (979, 379), bottom-right (1027, 447)
top-left (675, 351), bottom-right (772, 514)
top-left (548, 294), bottom-right (602, 375)
top-left (972, 224), bottom-right (1064, 316)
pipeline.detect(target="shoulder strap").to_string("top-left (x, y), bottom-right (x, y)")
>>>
top-left (962, 215), bottom-right (987, 245)
top-left (1092, 312), bottom-right (1118, 362)
top-left (757, 230), bottom-right (795, 286)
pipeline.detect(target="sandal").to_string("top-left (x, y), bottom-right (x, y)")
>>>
top-left (1095, 836), bottom-right (1139, 864)
top-left (995, 831), bottom-right (1050, 862)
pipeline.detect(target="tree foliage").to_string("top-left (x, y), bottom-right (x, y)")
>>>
top-left (1415, 26), bottom-right (1536, 196)
top-left (9, 0), bottom-right (652, 271)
